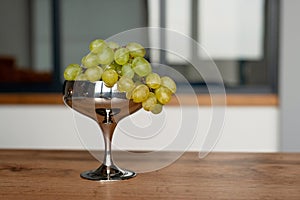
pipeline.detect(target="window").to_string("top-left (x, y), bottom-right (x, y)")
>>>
top-left (148, 0), bottom-right (279, 93)
top-left (0, 0), bottom-right (279, 93)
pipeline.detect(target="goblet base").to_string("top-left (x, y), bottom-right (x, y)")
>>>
top-left (80, 164), bottom-right (136, 181)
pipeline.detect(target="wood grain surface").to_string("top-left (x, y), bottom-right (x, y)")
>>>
top-left (0, 150), bottom-right (299, 200)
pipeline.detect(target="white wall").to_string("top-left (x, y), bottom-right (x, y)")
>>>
top-left (0, 105), bottom-right (279, 152)
top-left (279, 0), bottom-right (300, 151)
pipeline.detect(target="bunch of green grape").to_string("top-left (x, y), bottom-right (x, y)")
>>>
top-left (63, 39), bottom-right (176, 114)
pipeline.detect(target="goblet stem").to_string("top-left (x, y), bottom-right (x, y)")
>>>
top-left (98, 108), bottom-right (117, 168)
top-left (80, 112), bottom-right (136, 181)
top-left (103, 134), bottom-right (113, 168)
top-left (101, 119), bottom-right (116, 170)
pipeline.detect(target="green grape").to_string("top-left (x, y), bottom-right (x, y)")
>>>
top-left (102, 64), bottom-right (115, 71)
top-left (81, 53), bottom-right (99, 68)
top-left (117, 76), bottom-right (134, 92)
top-left (151, 103), bottom-right (163, 114)
top-left (142, 92), bottom-right (157, 111)
top-left (75, 73), bottom-right (88, 81)
top-left (104, 62), bottom-right (122, 74)
top-left (126, 42), bottom-right (146, 58)
top-left (89, 39), bottom-right (107, 54)
top-left (131, 84), bottom-right (149, 103)
top-left (114, 47), bottom-right (130, 65)
top-left (85, 66), bottom-right (103, 82)
top-left (121, 63), bottom-right (134, 79)
top-left (102, 69), bottom-right (119, 87)
top-left (64, 64), bottom-right (81, 80)
top-left (107, 41), bottom-right (120, 50)
top-left (155, 86), bottom-right (172, 104)
top-left (132, 57), bottom-right (152, 77)
top-left (97, 47), bottom-right (114, 65)
top-left (146, 73), bottom-right (161, 89)
top-left (64, 40), bottom-right (176, 110)
top-left (114, 64), bottom-right (123, 76)
top-left (161, 76), bottom-right (177, 93)
top-left (126, 90), bottom-right (133, 100)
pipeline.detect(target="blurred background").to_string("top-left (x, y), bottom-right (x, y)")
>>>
top-left (0, 0), bottom-right (299, 152)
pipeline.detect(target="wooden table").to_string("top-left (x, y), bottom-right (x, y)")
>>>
top-left (0, 150), bottom-right (299, 200)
